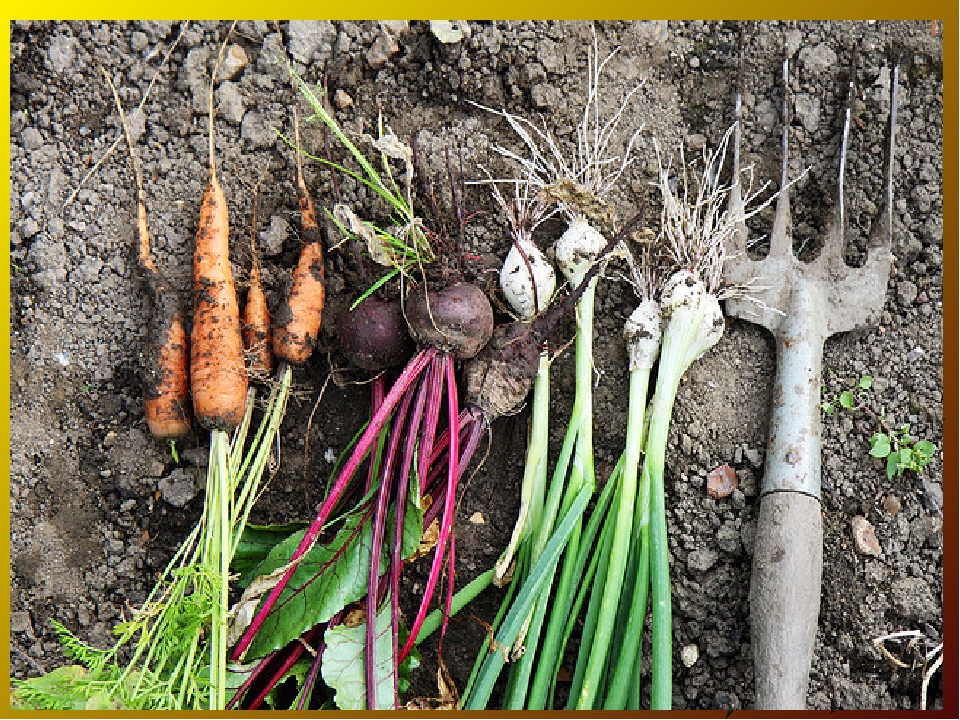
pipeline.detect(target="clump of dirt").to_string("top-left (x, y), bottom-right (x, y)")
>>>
top-left (10, 20), bottom-right (943, 710)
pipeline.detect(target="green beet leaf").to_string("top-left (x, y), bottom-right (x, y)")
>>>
top-left (321, 601), bottom-right (420, 710)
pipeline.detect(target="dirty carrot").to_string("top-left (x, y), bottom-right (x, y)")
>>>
top-left (272, 106), bottom-right (325, 365)
top-left (189, 34), bottom-right (248, 432)
top-left (243, 178), bottom-right (274, 379)
top-left (105, 71), bottom-right (191, 442)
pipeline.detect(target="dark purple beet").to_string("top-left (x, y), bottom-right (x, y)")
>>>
top-left (405, 282), bottom-right (494, 360)
top-left (338, 298), bottom-right (414, 371)
top-left (464, 321), bottom-right (540, 420)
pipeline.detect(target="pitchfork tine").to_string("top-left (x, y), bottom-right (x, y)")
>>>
top-left (819, 78), bottom-right (857, 265)
top-left (727, 41), bottom-right (748, 256)
top-left (769, 58), bottom-right (793, 257)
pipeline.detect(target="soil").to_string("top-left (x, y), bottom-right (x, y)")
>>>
top-left (9, 20), bottom-right (945, 711)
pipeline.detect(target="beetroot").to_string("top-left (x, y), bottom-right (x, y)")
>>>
top-left (465, 322), bottom-right (540, 420)
top-left (338, 298), bottom-right (414, 371)
top-left (405, 282), bottom-right (494, 359)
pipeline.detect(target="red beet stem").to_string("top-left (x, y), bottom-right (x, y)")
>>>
top-left (399, 355), bottom-right (460, 660)
top-left (233, 347), bottom-right (436, 661)
top-left (364, 375), bottom-right (387, 494)
top-left (438, 531), bottom-right (456, 657)
top-left (296, 609), bottom-right (342, 711)
top-left (389, 367), bottom-right (432, 701)
top-left (366, 380), bottom-right (416, 710)
top-left (247, 625), bottom-right (322, 710)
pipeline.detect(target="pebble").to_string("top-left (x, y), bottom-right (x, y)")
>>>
top-left (259, 216), bottom-right (290, 256)
top-left (922, 479), bottom-right (943, 512)
top-left (531, 83), bottom-right (560, 110)
top-left (882, 494), bottom-right (901, 515)
top-left (469, 512), bottom-right (485, 524)
top-left (799, 43), bottom-right (838, 74)
top-left (706, 464), bottom-right (738, 499)
top-left (287, 20), bottom-right (336, 64)
top-left (744, 448), bottom-right (763, 468)
top-left (10, 611), bottom-right (33, 634)
top-left (889, 576), bottom-right (938, 623)
top-left (897, 280), bottom-right (919, 306)
top-left (47, 34), bottom-right (77, 74)
top-left (216, 81), bottom-right (245, 125)
top-left (685, 133), bottom-right (707, 151)
top-left (851, 515), bottom-right (882, 556)
top-left (157, 469), bottom-right (198, 508)
top-left (905, 345), bottom-right (925, 363)
top-left (334, 88), bottom-right (354, 109)
top-left (367, 31), bottom-right (399, 70)
top-left (221, 44), bottom-right (248, 81)
top-left (687, 548), bottom-right (719, 573)
top-left (21, 127), bottom-right (44, 153)
top-left (681, 644), bottom-right (699, 667)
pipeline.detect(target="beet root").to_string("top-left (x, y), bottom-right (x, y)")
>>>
top-left (405, 282), bottom-right (494, 360)
top-left (464, 321), bottom-right (540, 420)
top-left (338, 298), bottom-right (414, 372)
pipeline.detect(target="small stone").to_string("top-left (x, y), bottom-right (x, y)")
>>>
top-left (882, 494), bottom-right (901, 515)
top-left (922, 479), bottom-right (943, 512)
top-left (216, 81), bottom-right (245, 125)
top-left (851, 515), bottom-right (882, 556)
top-left (430, 20), bottom-right (469, 44)
top-left (530, 83), bottom-right (560, 110)
top-left (685, 133), bottom-right (707, 151)
top-left (259, 216), bottom-right (290, 256)
top-left (689, 56), bottom-right (701, 68)
top-left (130, 31), bottom-right (149, 53)
top-left (687, 548), bottom-right (719, 573)
top-left (287, 21), bottom-right (337, 64)
top-left (799, 43), bottom-right (838, 74)
top-left (120, 499), bottom-right (137, 513)
top-left (706, 464), bottom-right (738, 499)
top-left (221, 44), bottom-right (248, 81)
top-left (889, 576), bottom-right (938, 623)
top-left (367, 32), bottom-right (400, 70)
top-left (21, 127), bottom-right (44, 153)
top-left (47, 34), bottom-right (77, 74)
top-left (897, 280), bottom-right (919, 306)
top-left (469, 512), bottom-right (485, 524)
top-left (157, 469), bottom-right (199, 508)
top-left (681, 644), bottom-right (699, 667)
top-left (715, 691), bottom-right (741, 711)
top-left (334, 88), bottom-right (354, 109)
top-left (905, 345), bottom-right (925, 363)
top-left (744, 448), bottom-right (763, 468)
top-left (10, 611), bottom-right (33, 634)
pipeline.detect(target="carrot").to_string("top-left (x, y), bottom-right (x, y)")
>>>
top-left (190, 31), bottom-right (248, 431)
top-left (243, 177), bottom-right (274, 379)
top-left (105, 71), bottom-right (191, 441)
top-left (272, 106), bottom-right (326, 365)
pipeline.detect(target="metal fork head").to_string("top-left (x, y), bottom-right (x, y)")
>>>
top-left (724, 58), bottom-right (898, 343)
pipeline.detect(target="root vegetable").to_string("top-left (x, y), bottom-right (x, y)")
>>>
top-left (243, 187), bottom-right (274, 378)
top-left (105, 72), bottom-right (191, 441)
top-left (272, 109), bottom-right (326, 365)
top-left (464, 322), bottom-right (540, 420)
top-left (190, 54), bottom-right (248, 431)
top-left (404, 282), bottom-right (493, 360)
top-left (338, 298), bottom-right (414, 372)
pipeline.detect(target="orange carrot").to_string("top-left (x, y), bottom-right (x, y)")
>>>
top-left (243, 182), bottom-right (274, 378)
top-left (272, 107), bottom-right (326, 365)
top-left (106, 72), bottom-right (191, 441)
top-left (190, 34), bottom-right (248, 431)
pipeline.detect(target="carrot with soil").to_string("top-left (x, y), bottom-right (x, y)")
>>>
top-left (104, 70), bottom-right (191, 443)
top-left (272, 106), bottom-right (326, 366)
top-left (243, 176), bottom-right (274, 379)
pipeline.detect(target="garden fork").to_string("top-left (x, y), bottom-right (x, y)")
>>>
top-left (724, 58), bottom-right (899, 709)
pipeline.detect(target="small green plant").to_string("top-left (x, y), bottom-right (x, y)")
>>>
top-left (822, 373), bottom-right (938, 479)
